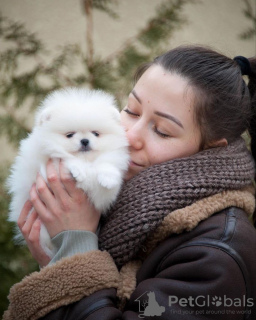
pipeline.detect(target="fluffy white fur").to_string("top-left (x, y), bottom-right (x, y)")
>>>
top-left (7, 88), bottom-right (129, 258)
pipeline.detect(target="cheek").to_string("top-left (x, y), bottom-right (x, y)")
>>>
top-left (146, 142), bottom-right (171, 166)
top-left (184, 131), bottom-right (201, 154)
top-left (65, 140), bottom-right (76, 151)
top-left (148, 138), bottom-right (200, 165)
top-left (64, 136), bottom-right (82, 152)
top-left (92, 136), bottom-right (107, 150)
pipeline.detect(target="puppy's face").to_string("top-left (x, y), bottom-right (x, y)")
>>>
top-left (55, 128), bottom-right (118, 157)
top-left (48, 129), bottom-right (101, 155)
top-left (35, 88), bottom-right (128, 160)
top-left (41, 124), bottom-right (127, 162)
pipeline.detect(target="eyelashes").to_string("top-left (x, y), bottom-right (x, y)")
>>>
top-left (152, 126), bottom-right (170, 138)
top-left (123, 108), bottom-right (140, 117)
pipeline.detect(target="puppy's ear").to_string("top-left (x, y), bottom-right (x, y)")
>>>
top-left (35, 108), bottom-right (51, 126)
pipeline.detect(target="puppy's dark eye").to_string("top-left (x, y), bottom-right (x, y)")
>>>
top-left (92, 131), bottom-right (100, 137)
top-left (66, 132), bottom-right (75, 138)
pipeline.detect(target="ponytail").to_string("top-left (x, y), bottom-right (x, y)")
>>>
top-left (234, 55), bottom-right (256, 227)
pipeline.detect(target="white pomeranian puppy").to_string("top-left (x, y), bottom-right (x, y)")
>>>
top-left (7, 88), bottom-right (129, 258)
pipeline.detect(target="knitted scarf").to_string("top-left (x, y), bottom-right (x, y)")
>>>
top-left (99, 138), bottom-right (255, 267)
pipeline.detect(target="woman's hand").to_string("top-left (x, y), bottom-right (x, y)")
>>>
top-left (18, 200), bottom-right (51, 268)
top-left (29, 159), bottom-right (101, 238)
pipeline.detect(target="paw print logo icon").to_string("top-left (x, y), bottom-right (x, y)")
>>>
top-left (212, 296), bottom-right (222, 307)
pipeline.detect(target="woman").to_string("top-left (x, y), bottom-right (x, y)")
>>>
top-left (4, 46), bottom-right (256, 319)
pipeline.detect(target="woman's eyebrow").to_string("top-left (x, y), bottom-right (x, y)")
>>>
top-left (131, 90), bottom-right (183, 129)
top-left (154, 111), bottom-right (184, 129)
top-left (131, 89), bottom-right (142, 104)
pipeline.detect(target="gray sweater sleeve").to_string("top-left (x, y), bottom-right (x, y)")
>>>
top-left (49, 230), bottom-right (98, 265)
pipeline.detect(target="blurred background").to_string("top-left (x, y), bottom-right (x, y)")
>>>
top-left (0, 0), bottom-right (255, 316)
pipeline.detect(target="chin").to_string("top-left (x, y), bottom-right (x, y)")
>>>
top-left (124, 166), bottom-right (143, 181)
top-left (7, 87), bottom-right (130, 258)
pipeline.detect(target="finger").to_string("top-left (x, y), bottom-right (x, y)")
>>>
top-left (36, 173), bottom-right (56, 211)
top-left (21, 209), bottom-right (38, 237)
top-left (59, 160), bottom-right (79, 197)
top-left (46, 159), bottom-right (69, 201)
top-left (17, 200), bottom-right (33, 229)
top-left (30, 184), bottom-right (51, 222)
top-left (59, 160), bottom-right (89, 204)
top-left (28, 218), bottom-right (41, 244)
top-left (27, 219), bottom-right (51, 267)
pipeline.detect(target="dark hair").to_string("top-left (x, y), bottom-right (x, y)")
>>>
top-left (134, 45), bottom-right (256, 225)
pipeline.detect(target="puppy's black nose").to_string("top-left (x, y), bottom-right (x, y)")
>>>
top-left (81, 139), bottom-right (89, 147)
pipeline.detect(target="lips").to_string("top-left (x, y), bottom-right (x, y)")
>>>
top-left (129, 160), bottom-right (144, 167)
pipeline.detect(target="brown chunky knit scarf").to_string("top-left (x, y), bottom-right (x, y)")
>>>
top-left (99, 138), bottom-right (255, 267)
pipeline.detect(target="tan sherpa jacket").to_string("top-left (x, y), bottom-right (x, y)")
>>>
top-left (4, 187), bottom-right (256, 320)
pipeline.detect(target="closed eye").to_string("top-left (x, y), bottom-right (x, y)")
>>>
top-left (153, 125), bottom-right (170, 138)
top-left (123, 108), bottom-right (139, 117)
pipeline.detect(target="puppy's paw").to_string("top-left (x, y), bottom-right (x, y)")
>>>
top-left (97, 167), bottom-right (121, 189)
top-left (98, 174), bottom-right (119, 189)
top-left (69, 166), bottom-right (80, 179)
top-left (68, 165), bottom-right (86, 182)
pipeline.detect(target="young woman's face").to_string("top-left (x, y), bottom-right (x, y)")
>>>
top-left (121, 65), bottom-right (202, 180)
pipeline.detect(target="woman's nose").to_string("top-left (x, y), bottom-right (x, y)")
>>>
top-left (126, 123), bottom-right (144, 150)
